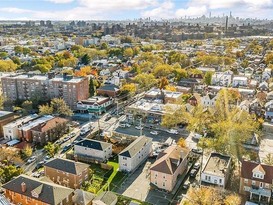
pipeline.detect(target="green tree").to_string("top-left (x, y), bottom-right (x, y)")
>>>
top-left (121, 83), bottom-right (137, 95)
top-left (158, 77), bottom-right (169, 90)
top-left (0, 52), bottom-right (8, 59)
top-left (134, 73), bottom-right (157, 89)
top-left (100, 42), bottom-right (108, 50)
top-left (22, 100), bottom-right (33, 114)
top-left (51, 98), bottom-right (73, 117)
top-left (0, 60), bottom-right (18, 72)
top-left (123, 48), bottom-right (134, 58)
top-left (161, 105), bottom-right (187, 128)
top-left (39, 104), bottom-right (53, 115)
top-left (89, 79), bottom-right (96, 97)
top-left (240, 59), bottom-right (249, 68)
top-left (14, 46), bottom-right (23, 55)
top-left (44, 142), bottom-right (60, 157)
top-left (0, 165), bottom-right (23, 183)
top-left (23, 47), bottom-right (31, 55)
top-left (203, 71), bottom-right (213, 85)
top-left (153, 64), bottom-right (173, 78)
top-left (20, 145), bottom-right (33, 160)
top-left (81, 54), bottom-right (91, 65)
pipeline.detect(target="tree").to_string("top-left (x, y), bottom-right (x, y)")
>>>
top-left (20, 145), bottom-right (33, 160)
top-left (165, 85), bottom-right (176, 92)
top-left (89, 79), bottom-right (96, 97)
top-left (0, 60), bottom-right (18, 72)
top-left (161, 105), bottom-right (187, 128)
top-left (134, 73), bottom-right (157, 89)
top-left (0, 52), bottom-right (8, 59)
top-left (100, 42), bottom-right (108, 50)
top-left (240, 59), bottom-right (249, 68)
top-left (39, 104), bottom-right (53, 115)
top-left (21, 100), bottom-right (33, 114)
top-left (44, 142), bottom-right (60, 157)
top-left (263, 154), bottom-right (273, 165)
top-left (158, 77), bottom-right (169, 90)
top-left (177, 138), bottom-right (187, 148)
top-left (203, 71), bottom-right (213, 85)
top-left (0, 165), bottom-right (23, 183)
top-left (123, 48), bottom-right (134, 58)
top-left (265, 52), bottom-right (273, 65)
top-left (74, 66), bottom-right (92, 77)
top-left (121, 83), bottom-right (137, 95)
top-left (153, 64), bottom-right (173, 78)
top-left (14, 46), bottom-right (23, 55)
top-left (81, 54), bottom-right (91, 65)
top-left (224, 194), bottom-right (241, 205)
top-left (51, 98), bottom-right (73, 117)
top-left (174, 68), bottom-right (187, 82)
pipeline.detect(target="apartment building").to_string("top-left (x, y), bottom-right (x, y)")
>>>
top-left (1, 73), bottom-right (89, 109)
top-left (3, 114), bottom-right (40, 140)
top-left (3, 174), bottom-right (74, 205)
top-left (119, 136), bottom-right (152, 172)
top-left (44, 158), bottom-right (90, 189)
top-left (150, 145), bottom-right (190, 192)
top-left (239, 160), bottom-right (273, 204)
top-left (0, 111), bottom-right (17, 139)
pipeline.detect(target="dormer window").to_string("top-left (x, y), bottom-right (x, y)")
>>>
top-left (253, 172), bottom-right (264, 179)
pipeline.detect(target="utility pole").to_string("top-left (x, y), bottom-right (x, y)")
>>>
top-left (97, 115), bottom-right (101, 137)
top-left (140, 117), bottom-right (143, 136)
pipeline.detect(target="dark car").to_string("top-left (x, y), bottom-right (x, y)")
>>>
top-left (190, 169), bottom-right (198, 178)
top-left (62, 144), bottom-right (72, 152)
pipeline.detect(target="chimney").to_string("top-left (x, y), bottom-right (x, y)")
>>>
top-left (21, 182), bottom-right (27, 193)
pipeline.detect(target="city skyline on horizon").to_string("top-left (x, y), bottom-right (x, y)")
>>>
top-left (0, 0), bottom-right (273, 21)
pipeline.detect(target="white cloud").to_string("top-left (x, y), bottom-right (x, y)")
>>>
top-left (0, 7), bottom-right (32, 14)
top-left (188, 0), bottom-right (273, 9)
top-left (175, 6), bottom-right (207, 17)
top-left (46, 0), bottom-right (74, 3)
top-left (141, 0), bottom-right (174, 19)
top-left (79, 0), bottom-right (158, 10)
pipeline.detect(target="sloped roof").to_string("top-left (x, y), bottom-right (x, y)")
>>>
top-left (75, 139), bottom-right (112, 151)
top-left (94, 191), bottom-right (117, 205)
top-left (72, 189), bottom-right (95, 205)
top-left (31, 117), bottom-right (68, 133)
top-left (241, 161), bottom-right (273, 184)
top-left (44, 158), bottom-right (89, 175)
top-left (2, 175), bottom-right (73, 205)
top-left (119, 136), bottom-right (152, 158)
top-left (150, 145), bottom-right (189, 175)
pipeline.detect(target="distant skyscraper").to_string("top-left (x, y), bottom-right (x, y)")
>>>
top-left (209, 12), bottom-right (211, 18)
top-left (40, 20), bottom-right (45, 26)
top-left (225, 16), bottom-right (229, 32)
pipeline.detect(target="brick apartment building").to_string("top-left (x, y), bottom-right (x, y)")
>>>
top-left (44, 158), bottom-right (90, 189)
top-left (1, 73), bottom-right (89, 109)
top-left (3, 174), bottom-right (74, 205)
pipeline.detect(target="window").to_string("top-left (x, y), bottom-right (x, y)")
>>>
top-left (260, 182), bottom-right (263, 188)
top-left (219, 179), bottom-right (222, 184)
top-left (163, 182), bottom-right (165, 187)
top-left (123, 157), bottom-right (127, 160)
top-left (244, 179), bottom-right (248, 183)
top-left (252, 180), bottom-right (256, 185)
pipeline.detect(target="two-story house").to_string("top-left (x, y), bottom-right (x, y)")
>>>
top-left (3, 174), bottom-right (74, 205)
top-left (119, 136), bottom-right (152, 172)
top-left (201, 93), bottom-right (218, 108)
top-left (44, 158), bottom-right (90, 189)
top-left (232, 76), bottom-right (248, 87)
top-left (211, 71), bottom-right (233, 87)
top-left (74, 139), bottom-right (112, 162)
top-left (150, 145), bottom-right (190, 192)
top-left (239, 160), bottom-right (273, 204)
top-left (201, 152), bottom-right (232, 188)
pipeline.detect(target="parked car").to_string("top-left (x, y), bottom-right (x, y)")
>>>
top-left (150, 131), bottom-right (159, 135)
top-left (192, 148), bottom-right (203, 155)
top-left (166, 129), bottom-right (178, 134)
top-left (62, 144), bottom-right (72, 152)
top-left (119, 124), bottom-right (126, 128)
top-left (193, 162), bottom-right (201, 170)
top-left (27, 156), bottom-right (37, 164)
top-left (190, 169), bottom-right (198, 178)
top-left (43, 155), bottom-right (51, 161)
top-left (105, 115), bottom-right (111, 121)
top-left (182, 182), bottom-right (190, 190)
top-left (125, 123), bottom-right (131, 127)
top-left (135, 125), bottom-right (143, 130)
top-left (35, 161), bottom-right (45, 170)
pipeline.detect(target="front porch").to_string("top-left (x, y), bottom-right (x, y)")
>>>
top-left (248, 186), bottom-right (271, 204)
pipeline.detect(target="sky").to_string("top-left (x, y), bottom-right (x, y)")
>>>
top-left (0, 0), bottom-right (273, 21)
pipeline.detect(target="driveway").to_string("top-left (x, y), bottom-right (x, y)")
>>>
top-left (259, 133), bottom-right (273, 161)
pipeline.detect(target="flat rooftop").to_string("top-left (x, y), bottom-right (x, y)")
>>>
top-left (3, 114), bottom-right (39, 128)
top-left (18, 115), bottom-right (54, 131)
top-left (202, 153), bottom-right (231, 177)
top-left (0, 111), bottom-right (13, 118)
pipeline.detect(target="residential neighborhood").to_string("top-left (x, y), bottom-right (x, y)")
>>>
top-left (0, 7), bottom-right (273, 205)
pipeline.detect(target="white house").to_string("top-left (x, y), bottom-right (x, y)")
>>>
top-left (74, 139), bottom-right (112, 162)
top-left (119, 136), bottom-right (152, 172)
top-left (239, 100), bottom-right (250, 112)
top-left (3, 114), bottom-right (39, 140)
top-left (232, 76), bottom-right (248, 87)
top-left (201, 93), bottom-right (218, 108)
top-left (112, 69), bottom-right (129, 79)
top-left (211, 71), bottom-right (233, 86)
top-left (201, 152), bottom-right (232, 188)
top-left (99, 68), bottom-right (111, 76)
top-left (262, 68), bottom-right (271, 81)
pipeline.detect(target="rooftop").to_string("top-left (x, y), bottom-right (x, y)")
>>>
top-left (0, 111), bottom-right (13, 119)
top-left (18, 115), bottom-right (54, 131)
top-left (202, 153), bottom-right (231, 177)
top-left (75, 139), bottom-right (112, 151)
top-left (3, 114), bottom-right (39, 129)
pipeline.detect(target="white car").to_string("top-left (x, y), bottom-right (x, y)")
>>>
top-left (27, 156), bottom-right (37, 164)
top-left (150, 131), bottom-right (159, 135)
top-left (167, 129), bottom-right (178, 134)
top-left (125, 123), bottom-right (131, 128)
top-left (135, 126), bottom-right (143, 130)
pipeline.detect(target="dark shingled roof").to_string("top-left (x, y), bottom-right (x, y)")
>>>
top-left (241, 160), bottom-right (273, 184)
top-left (75, 139), bottom-right (112, 151)
top-left (44, 158), bottom-right (89, 175)
top-left (97, 84), bottom-right (120, 92)
top-left (119, 136), bottom-right (152, 158)
top-left (2, 175), bottom-right (73, 205)
top-left (72, 189), bottom-right (95, 205)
